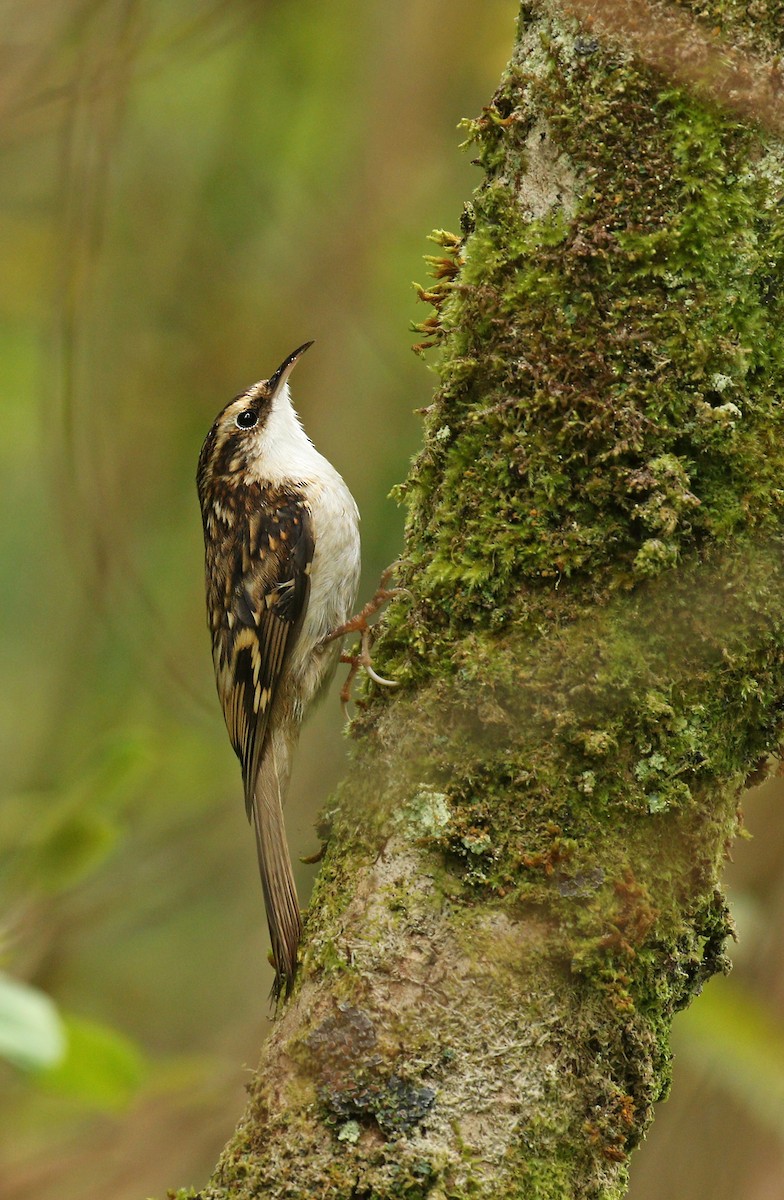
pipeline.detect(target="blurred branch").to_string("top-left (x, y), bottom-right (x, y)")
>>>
top-left (169, 1), bottom-right (784, 1197)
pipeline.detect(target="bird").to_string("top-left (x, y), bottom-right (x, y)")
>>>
top-left (196, 342), bottom-right (361, 997)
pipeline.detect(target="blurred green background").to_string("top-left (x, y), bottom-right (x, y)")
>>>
top-left (1, 3), bottom-right (783, 1197)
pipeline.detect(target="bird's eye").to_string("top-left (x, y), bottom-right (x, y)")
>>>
top-left (235, 410), bottom-right (258, 429)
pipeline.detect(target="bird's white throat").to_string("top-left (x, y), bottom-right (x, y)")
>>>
top-left (248, 382), bottom-right (331, 487)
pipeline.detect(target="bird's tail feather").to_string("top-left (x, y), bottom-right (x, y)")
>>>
top-left (251, 730), bottom-right (302, 998)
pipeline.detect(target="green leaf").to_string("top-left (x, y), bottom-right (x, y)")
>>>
top-left (0, 973), bottom-right (66, 1070)
top-left (37, 1013), bottom-right (145, 1109)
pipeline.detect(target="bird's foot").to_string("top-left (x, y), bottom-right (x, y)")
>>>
top-left (324, 565), bottom-right (405, 643)
top-left (338, 626), bottom-right (399, 714)
top-left (323, 566), bottom-right (405, 714)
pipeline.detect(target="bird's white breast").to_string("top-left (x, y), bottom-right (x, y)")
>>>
top-left (247, 384), bottom-right (361, 693)
top-left (303, 468), bottom-right (361, 646)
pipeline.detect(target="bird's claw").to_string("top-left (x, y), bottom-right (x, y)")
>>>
top-left (337, 627), bottom-right (400, 719)
top-left (322, 565), bottom-right (405, 715)
top-left (324, 565), bottom-right (407, 644)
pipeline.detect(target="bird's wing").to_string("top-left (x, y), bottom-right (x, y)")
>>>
top-left (211, 489), bottom-right (314, 817)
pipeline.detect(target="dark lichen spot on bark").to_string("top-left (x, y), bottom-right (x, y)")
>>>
top-left (301, 1004), bottom-right (436, 1139)
top-left (323, 1070), bottom-right (436, 1138)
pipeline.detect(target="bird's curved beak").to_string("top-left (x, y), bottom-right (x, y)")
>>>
top-left (268, 341), bottom-right (314, 398)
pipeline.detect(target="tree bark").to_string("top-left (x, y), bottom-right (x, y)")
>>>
top-left (179, 3), bottom-right (784, 1197)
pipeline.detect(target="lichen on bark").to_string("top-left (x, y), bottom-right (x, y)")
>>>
top-left (184, 3), bottom-right (784, 1198)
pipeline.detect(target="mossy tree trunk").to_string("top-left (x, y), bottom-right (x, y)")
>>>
top-left (184, 3), bottom-right (784, 1198)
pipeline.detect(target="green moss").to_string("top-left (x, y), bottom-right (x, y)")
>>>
top-left (385, 30), bottom-right (784, 682)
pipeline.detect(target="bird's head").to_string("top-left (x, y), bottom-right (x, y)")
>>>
top-left (197, 341), bottom-right (314, 495)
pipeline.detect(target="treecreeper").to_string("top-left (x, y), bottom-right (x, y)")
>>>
top-left (196, 343), bottom-right (361, 997)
